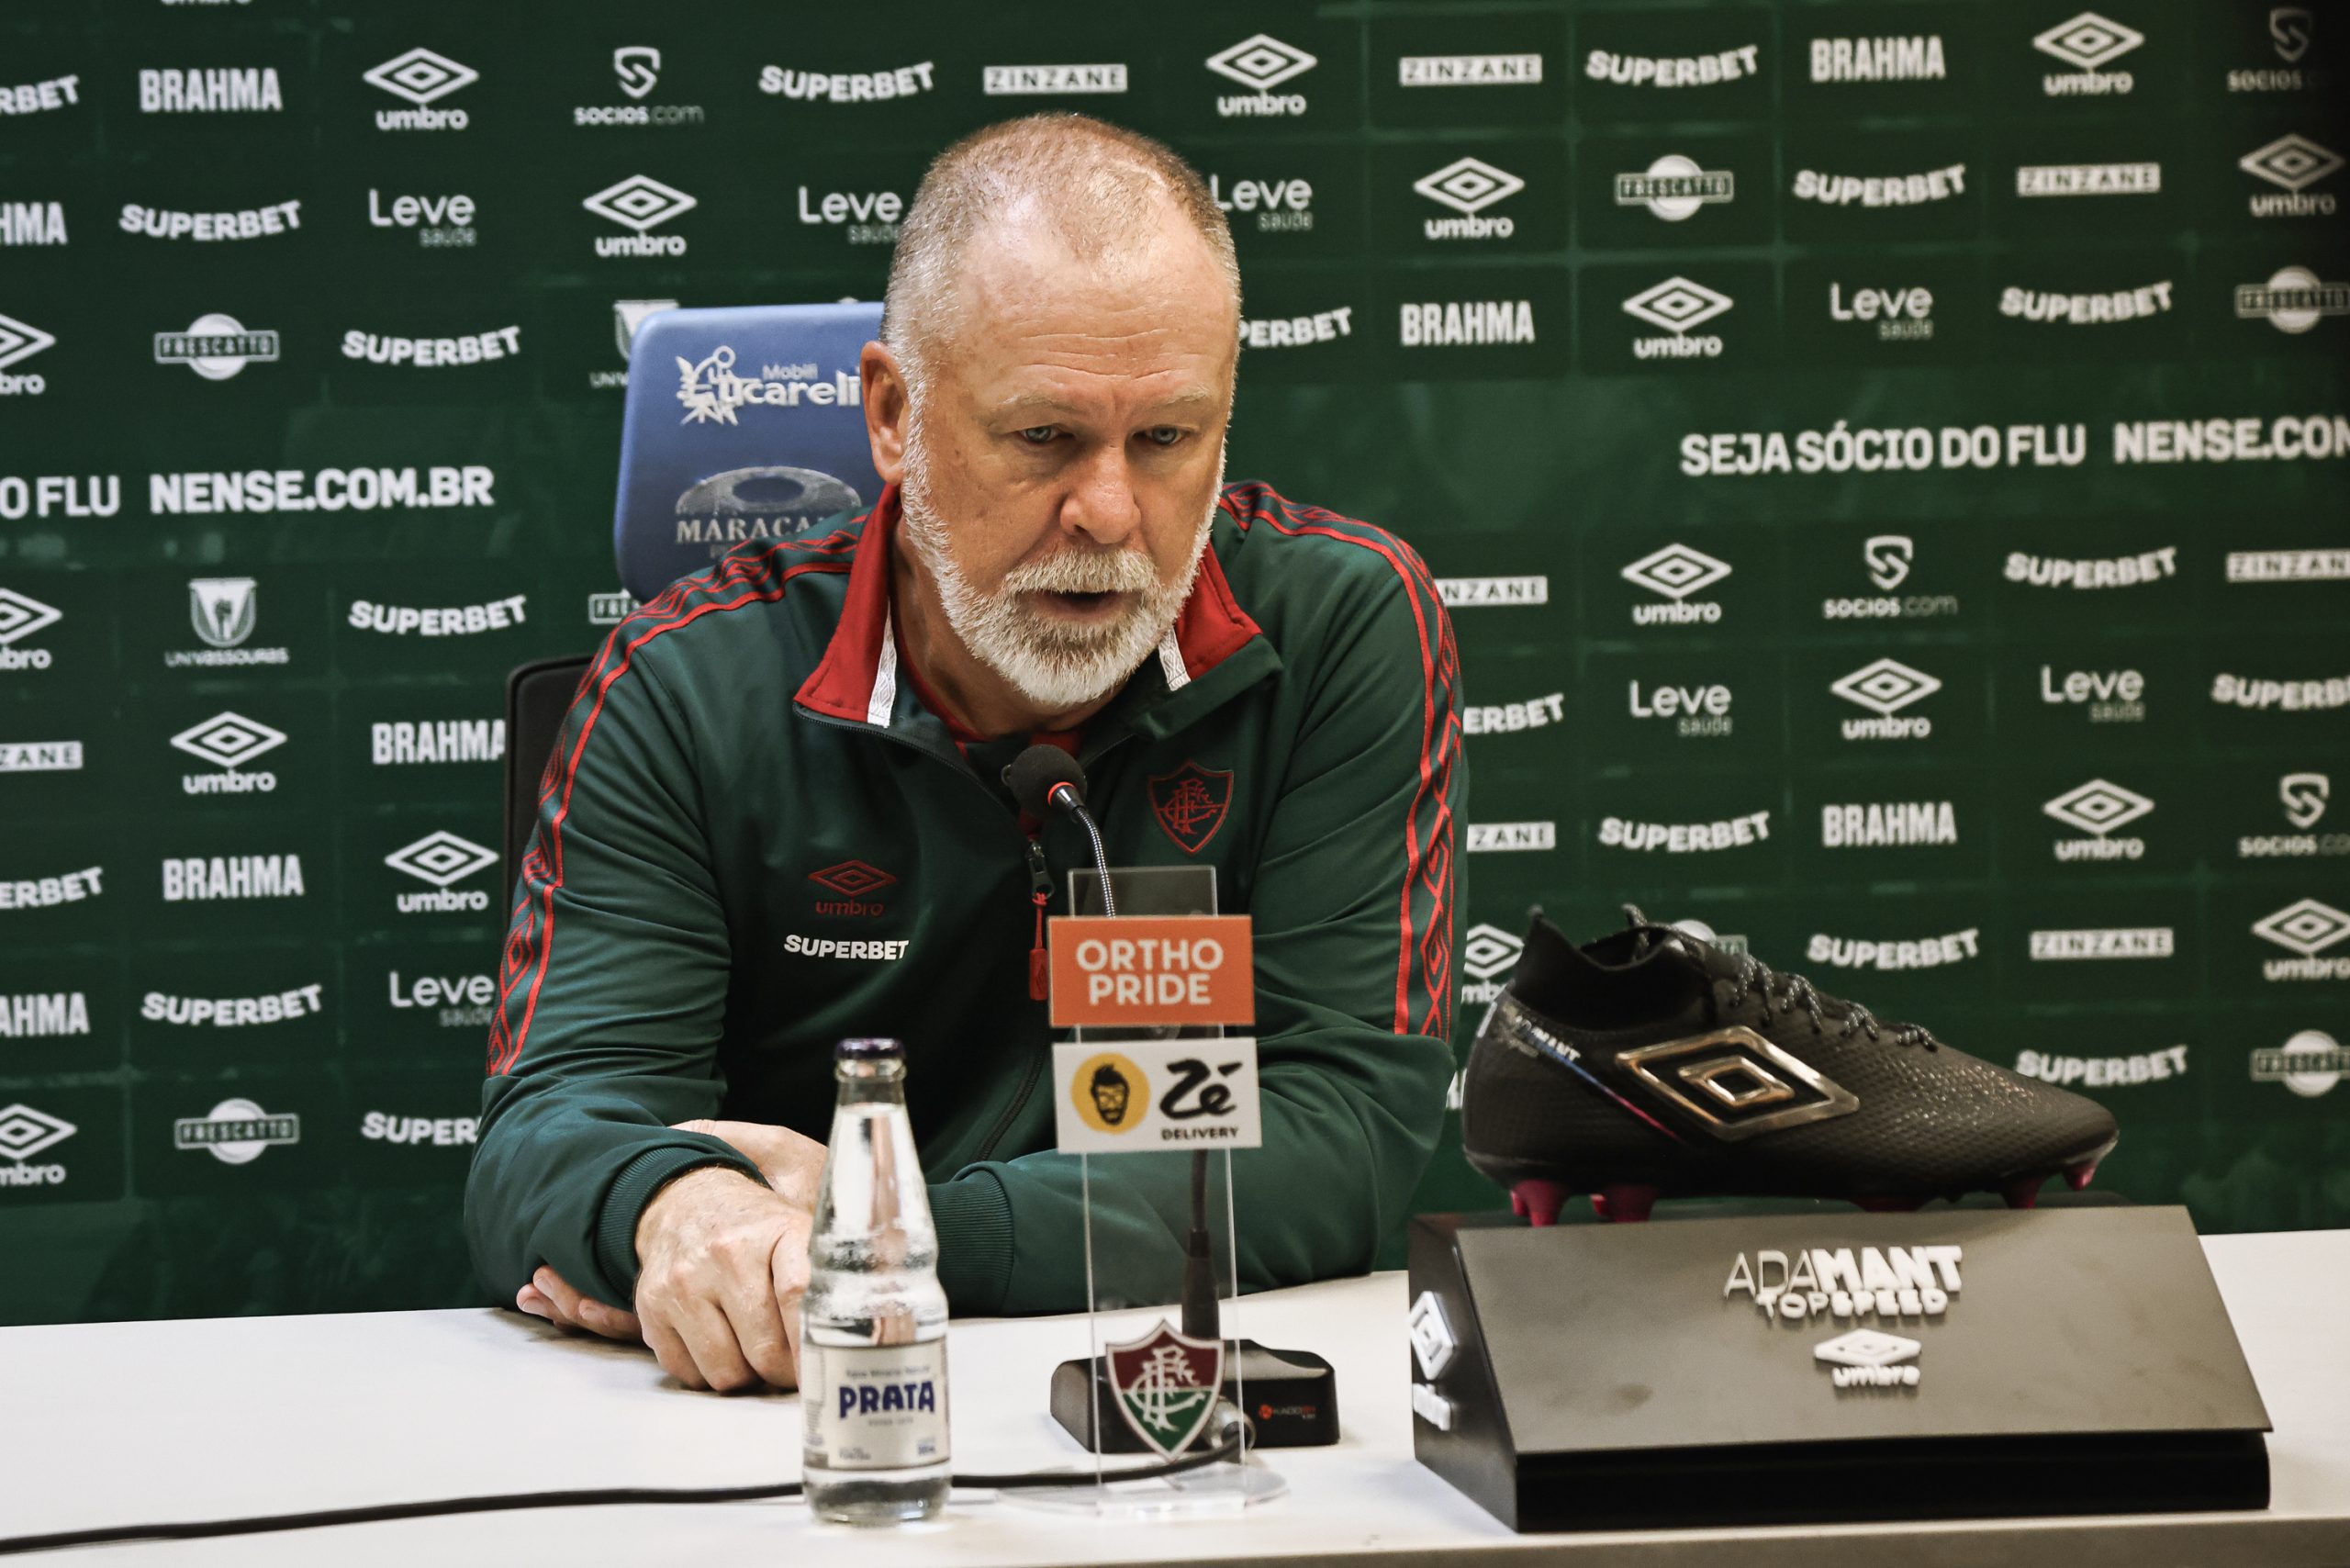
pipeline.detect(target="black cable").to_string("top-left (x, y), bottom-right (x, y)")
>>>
top-left (0, 1428), bottom-right (1245, 1556)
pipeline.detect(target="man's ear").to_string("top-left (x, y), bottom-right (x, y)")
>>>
top-left (860, 341), bottom-right (910, 485)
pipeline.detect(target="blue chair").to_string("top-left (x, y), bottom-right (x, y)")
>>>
top-left (504, 301), bottom-right (886, 894)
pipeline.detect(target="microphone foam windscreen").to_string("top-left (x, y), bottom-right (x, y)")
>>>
top-left (1004, 744), bottom-right (1088, 817)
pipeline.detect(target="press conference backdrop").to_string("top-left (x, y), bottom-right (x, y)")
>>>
top-left (2, 1), bottom-right (2345, 1326)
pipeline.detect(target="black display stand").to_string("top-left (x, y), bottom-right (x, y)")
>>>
top-left (1406, 1204), bottom-right (2270, 1532)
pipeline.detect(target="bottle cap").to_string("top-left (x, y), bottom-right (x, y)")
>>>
top-left (835, 1036), bottom-right (905, 1061)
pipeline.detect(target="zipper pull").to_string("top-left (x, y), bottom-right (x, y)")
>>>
top-left (1025, 835), bottom-right (1052, 1002)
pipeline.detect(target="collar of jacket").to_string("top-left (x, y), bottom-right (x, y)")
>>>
top-left (794, 482), bottom-right (1281, 765)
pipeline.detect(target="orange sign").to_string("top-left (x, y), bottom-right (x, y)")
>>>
top-left (1046, 915), bottom-right (1255, 1028)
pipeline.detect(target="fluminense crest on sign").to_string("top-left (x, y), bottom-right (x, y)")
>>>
top-left (2240, 134), bottom-right (2344, 193)
top-left (2252, 898), bottom-right (2350, 956)
top-left (2043, 779), bottom-right (2155, 836)
top-left (1621, 543), bottom-right (1731, 600)
top-left (1414, 157), bottom-right (1524, 216)
top-left (0, 1103), bottom-right (75, 1162)
top-left (0, 588), bottom-right (62, 646)
top-left (1830, 658), bottom-right (1941, 716)
top-left (384, 831), bottom-right (498, 888)
top-left (188, 577), bottom-right (256, 649)
top-left (1105, 1319), bottom-right (1225, 1458)
top-left (1206, 34), bottom-right (1317, 90)
top-left (2032, 12), bottom-right (2144, 69)
top-left (364, 48), bottom-right (478, 106)
top-left (0, 313), bottom-right (56, 371)
top-left (1622, 276), bottom-right (1733, 335)
top-left (583, 174), bottom-right (697, 232)
top-left (170, 711), bottom-right (285, 770)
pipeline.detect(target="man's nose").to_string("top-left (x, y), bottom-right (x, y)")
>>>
top-left (1057, 441), bottom-right (1143, 546)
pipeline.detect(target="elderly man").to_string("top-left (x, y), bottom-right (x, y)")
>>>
top-left (467, 114), bottom-right (1463, 1393)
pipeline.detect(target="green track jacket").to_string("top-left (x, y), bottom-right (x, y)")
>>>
top-left (467, 481), bottom-right (1464, 1316)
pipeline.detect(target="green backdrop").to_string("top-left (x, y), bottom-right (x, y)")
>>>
top-left (2, 0), bottom-right (2344, 1324)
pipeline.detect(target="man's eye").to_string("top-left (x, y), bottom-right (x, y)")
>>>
top-left (1018, 426), bottom-right (1058, 444)
top-left (1142, 427), bottom-right (1183, 447)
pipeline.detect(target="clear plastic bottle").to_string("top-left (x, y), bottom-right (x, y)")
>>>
top-left (800, 1037), bottom-right (950, 1524)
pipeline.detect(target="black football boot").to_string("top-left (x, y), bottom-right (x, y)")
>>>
top-left (1460, 908), bottom-right (2119, 1224)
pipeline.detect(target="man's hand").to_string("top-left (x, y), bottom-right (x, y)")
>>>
top-left (631, 1165), bottom-right (811, 1391)
top-left (513, 1118), bottom-right (830, 1392)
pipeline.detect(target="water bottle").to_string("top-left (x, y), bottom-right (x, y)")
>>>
top-left (800, 1037), bottom-right (951, 1524)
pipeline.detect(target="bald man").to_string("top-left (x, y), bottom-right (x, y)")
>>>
top-left (467, 114), bottom-right (1464, 1393)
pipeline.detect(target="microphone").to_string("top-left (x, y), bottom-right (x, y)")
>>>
top-left (1004, 745), bottom-right (1115, 917)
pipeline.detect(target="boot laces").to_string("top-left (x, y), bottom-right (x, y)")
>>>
top-left (1621, 904), bottom-right (1935, 1050)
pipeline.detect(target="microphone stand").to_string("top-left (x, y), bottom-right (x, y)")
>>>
top-left (1032, 767), bottom-right (1338, 1454)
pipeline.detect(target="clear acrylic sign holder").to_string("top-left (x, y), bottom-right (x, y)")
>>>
top-left (1002, 865), bottom-right (1286, 1518)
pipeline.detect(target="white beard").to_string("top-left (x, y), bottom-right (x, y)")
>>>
top-left (898, 420), bottom-right (1220, 712)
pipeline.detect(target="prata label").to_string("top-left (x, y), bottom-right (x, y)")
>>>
top-left (802, 1338), bottom-right (948, 1470)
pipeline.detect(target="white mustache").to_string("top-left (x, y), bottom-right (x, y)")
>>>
top-left (1002, 549), bottom-right (1158, 597)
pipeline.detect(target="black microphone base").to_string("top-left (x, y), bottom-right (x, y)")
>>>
top-left (1050, 1340), bottom-right (1339, 1451)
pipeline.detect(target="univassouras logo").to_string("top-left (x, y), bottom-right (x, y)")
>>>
top-left (1585, 45), bottom-right (1759, 87)
top-left (2211, 671), bottom-right (2350, 711)
top-left (142, 985), bottom-right (323, 1027)
top-left (138, 66), bottom-right (283, 113)
top-left (1794, 166), bottom-right (1965, 207)
top-left (1807, 929), bottom-right (1978, 971)
top-left (119, 199), bottom-right (300, 242)
top-left (348, 595), bottom-right (526, 636)
top-left (1820, 801), bottom-right (1956, 847)
top-left (1807, 34), bottom-right (1946, 82)
top-left (0, 867), bottom-right (101, 910)
top-left (363, 48), bottom-right (477, 130)
top-left (1599, 811), bottom-right (1768, 853)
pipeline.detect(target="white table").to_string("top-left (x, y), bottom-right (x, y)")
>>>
top-left (3, 1232), bottom-right (2345, 1566)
